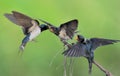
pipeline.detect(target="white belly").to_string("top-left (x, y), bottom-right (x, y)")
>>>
top-left (59, 29), bottom-right (70, 40)
top-left (29, 26), bottom-right (41, 41)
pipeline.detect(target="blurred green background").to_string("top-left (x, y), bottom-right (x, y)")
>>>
top-left (0, 0), bottom-right (120, 76)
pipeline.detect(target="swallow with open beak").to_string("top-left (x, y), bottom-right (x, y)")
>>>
top-left (63, 35), bottom-right (120, 74)
top-left (4, 11), bottom-right (49, 50)
top-left (39, 19), bottom-right (78, 47)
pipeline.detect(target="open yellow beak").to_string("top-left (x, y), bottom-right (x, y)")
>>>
top-left (75, 35), bottom-right (79, 41)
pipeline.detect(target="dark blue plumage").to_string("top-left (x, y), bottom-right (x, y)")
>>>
top-left (63, 35), bottom-right (120, 74)
top-left (20, 33), bottom-right (30, 50)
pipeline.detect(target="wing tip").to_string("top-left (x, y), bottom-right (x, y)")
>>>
top-left (62, 51), bottom-right (67, 55)
top-left (72, 19), bottom-right (78, 23)
top-left (12, 11), bottom-right (18, 14)
top-left (4, 13), bottom-right (9, 17)
top-left (62, 50), bottom-right (69, 57)
top-left (114, 40), bottom-right (120, 43)
top-left (12, 11), bottom-right (24, 16)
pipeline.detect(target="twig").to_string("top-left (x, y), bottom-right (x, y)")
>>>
top-left (69, 58), bottom-right (74, 76)
top-left (64, 56), bottom-right (67, 76)
top-left (92, 60), bottom-right (113, 76)
top-left (18, 49), bottom-right (24, 56)
top-left (49, 49), bottom-right (62, 67)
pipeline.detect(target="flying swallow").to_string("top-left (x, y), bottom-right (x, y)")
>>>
top-left (4, 11), bottom-right (49, 50)
top-left (63, 35), bottom-right (120, 74)
top-left (39, 19), bottom-right (78, 46)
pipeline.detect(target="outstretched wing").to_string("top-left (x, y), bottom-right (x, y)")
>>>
top-left (4, 11), bottom-right (37, 35)
top-left (12, 11), bottom-right (33, 29)
top-left (90, 38), bottom-right (120, 50)
top-left (59, 19), bottom-right (78, 39)
top-left (4, 14), bottom-right (20, 25)
top-left (62, 43), bottom-right (86, 57)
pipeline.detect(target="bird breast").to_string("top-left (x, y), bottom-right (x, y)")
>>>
top-left (29, 25), bottom-right (41, 41)
top-left (59, 29), bottom-right (70, 40)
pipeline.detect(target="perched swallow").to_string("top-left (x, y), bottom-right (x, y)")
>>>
top-left (39, 19), bottom-right (78, 46)
top-left (4, 11), bottom-right (48, 50)
top-left (63, 35), bottom-right (120, 74)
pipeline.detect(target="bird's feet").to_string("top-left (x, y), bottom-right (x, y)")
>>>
top-left (19, 45), bottom-right (24, 51)
top-left (18, 45), bottom-right (24, 56)
top-left (105, 71), bottom-right (113, 76)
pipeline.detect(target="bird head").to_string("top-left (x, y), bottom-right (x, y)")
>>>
top-left (49, 26), bottom-right (58, 33)
top-left (75, 35), bottom-right (85, 43)
top-left (40, 24), bottom-right (49, 32)
top-left (33, 19), bottom-right (40, 25)
top-left (38, 19), bottom-right (56, 33)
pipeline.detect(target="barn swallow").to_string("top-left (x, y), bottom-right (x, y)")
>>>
top-left (4, 11), bottom-right (48, 50)
top-left (63, 35), bottom-right (120, 74)
top-left (39, 19), bottom-right (78, 46)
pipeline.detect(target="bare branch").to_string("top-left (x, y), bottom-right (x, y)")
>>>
top-left (64, 56), bottom-right (67, 76)
top-left (93, 60), bottom-right (113, 76)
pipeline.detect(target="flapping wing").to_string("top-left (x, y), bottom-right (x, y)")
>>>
top-left (12, 11), bottom-right (33, 29)
top-left (62, 43), bottom-right (86, 57)
top-left (4, 14), bottom-right (20, 25)
top-left (59, 19), bottom-right (78, 39)
top-left (90, 38), bottom-right (120, 50)
top-left (4, 11), bottom-right (37, 35)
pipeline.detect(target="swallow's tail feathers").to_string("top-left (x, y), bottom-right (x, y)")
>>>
top-left (87, 57), bottom-right (93, 74)
top-left (88, 60), bottom-right (92, 74)
top-left (38, 19), bottom-right (53, 27)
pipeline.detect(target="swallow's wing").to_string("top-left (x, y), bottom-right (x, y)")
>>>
top-left (4, 11), bottom-right (38, 35)
top-left (90, 38), bottom-right (120, 50)
top-left (4, 14), bottom-right (20, 25)
top-left (12, 11), bottom-right (33, 29)
top-left (62, 43), bottom-right (86, 57)
top-left (59, 19), bottom-right (78, 39)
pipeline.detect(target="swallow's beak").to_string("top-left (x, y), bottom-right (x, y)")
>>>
top-left (75, 35), bottom-right (79, 41)
top-left (46, 25), bottom-right (53, 33)
top-left (49, 28), bottom-right (54, 32)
